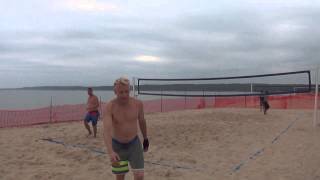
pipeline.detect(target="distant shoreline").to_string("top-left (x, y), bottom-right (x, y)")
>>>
top-left (0, 83), bottom-right (315, 92)
top-left (0, 86), bottom-right (114, 91)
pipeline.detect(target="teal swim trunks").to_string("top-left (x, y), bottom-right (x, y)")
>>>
top-left (112, 136), bottom-right (144, 174)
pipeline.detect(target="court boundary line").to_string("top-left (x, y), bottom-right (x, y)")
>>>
top-left (40, 138), bottom-right (196, 170)
top-left (231, 117), bottom-right (300, 174)
top-left (40, 115), bottom-right (301, 174)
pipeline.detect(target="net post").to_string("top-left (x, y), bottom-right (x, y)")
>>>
top-left (314, 67), bottom-right (319, 127)
top-left (132, 77), bottom-right (138, 98)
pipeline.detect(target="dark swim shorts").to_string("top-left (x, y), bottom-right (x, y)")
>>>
top-left (111, 136), bottom-right (144, 174)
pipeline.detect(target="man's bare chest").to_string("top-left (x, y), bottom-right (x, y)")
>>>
top-left (112, 106), bottom-right (139, 124)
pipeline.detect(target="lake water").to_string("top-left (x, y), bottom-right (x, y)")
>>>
top-left (0, 89), bottom-right (254, 110)
top-left (0, 90), bottom-right (160, 110)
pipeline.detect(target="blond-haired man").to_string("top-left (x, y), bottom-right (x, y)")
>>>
top-left (103, 77), bottom-right (149, 180)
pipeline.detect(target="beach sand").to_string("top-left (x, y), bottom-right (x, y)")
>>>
top-left (1, 108), bottom-right (320, 180)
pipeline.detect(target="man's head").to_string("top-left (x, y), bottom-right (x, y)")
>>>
top-left (114, 77), bottom-right (130, 103)
top-left (87, 87), bottom-right (93, 96)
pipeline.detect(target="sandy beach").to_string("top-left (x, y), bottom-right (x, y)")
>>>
top-left (1, 108), bottom-right (320, 180)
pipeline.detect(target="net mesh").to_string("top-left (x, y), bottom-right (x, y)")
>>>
top-left (138, 70), bottom-right (311, 97)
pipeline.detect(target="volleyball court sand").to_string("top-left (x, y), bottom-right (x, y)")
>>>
top-left (1, 108), bottom-right (320, 180)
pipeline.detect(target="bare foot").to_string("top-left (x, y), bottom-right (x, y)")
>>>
top-left (86, 132), bottom-right (92, 137)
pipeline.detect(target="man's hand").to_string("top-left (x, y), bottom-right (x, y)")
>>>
top-left (109, 151), bottom-right (120, 162)
top-left (143, 138), bottom-right (149, 152)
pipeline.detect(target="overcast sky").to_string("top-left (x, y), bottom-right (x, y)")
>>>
top-left (0, 0), bottom-right (319, 88)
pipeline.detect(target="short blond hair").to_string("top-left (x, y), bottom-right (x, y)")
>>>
top-left (114, 77), bottom-right (130, 87)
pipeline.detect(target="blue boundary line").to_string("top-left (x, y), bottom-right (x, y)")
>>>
top-left (41, 117), bottom-right (300, 174)
top-left (40, 138), bottom-right (195, 170)
top-left (231, 117), bottom-right (300, 174)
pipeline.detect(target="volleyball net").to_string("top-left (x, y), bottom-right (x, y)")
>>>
top-left (0, 70), bottom-right (319, 128)
top-left (137, 70), bottom-right (311, 97)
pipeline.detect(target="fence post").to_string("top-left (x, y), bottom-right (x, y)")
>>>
top-left (314, 67), bottom-right (319, 127)
top-left (50, 96), bottom-right (53, 123)
top-left (184, 91), bottom-right (187, 109)
top-left (160, 89), bottom-right (162, 112)
top-left (245, 96), bottom-right (247, 108)
top-left (212, 95), bottom-right (215, 108)
top-left (202, 90), bottom-right (205, 108)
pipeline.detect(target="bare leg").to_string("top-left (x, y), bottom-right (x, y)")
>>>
top-left (84, 120), bottom-right (92, 136)
top-left (116, 174), bottom-right (125, 180)
top-left (265, 106), bottom-right (269, 115)
top-left (133, 171), bottom-right (144, 180)
top-left (93, 125), bottom-right (97, 138)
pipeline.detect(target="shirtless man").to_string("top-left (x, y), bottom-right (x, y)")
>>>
top-left (84, 87), bottom-right (100, 137)
top-left (103, 77), bottom-right (149, 180)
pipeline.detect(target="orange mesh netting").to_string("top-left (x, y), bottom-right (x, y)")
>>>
top-left (0, 93), bottom-right (319, 128)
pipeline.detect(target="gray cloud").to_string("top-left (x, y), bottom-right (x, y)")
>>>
top-left (0, 1), bottom-right (320, 88)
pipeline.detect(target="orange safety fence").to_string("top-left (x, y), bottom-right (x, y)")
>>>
top-left (0, 93), bottom-right (319, 128)
top-left (0, 107), bottom-right (50, 127)
top-left (51, 104), bottom-right (87, 122)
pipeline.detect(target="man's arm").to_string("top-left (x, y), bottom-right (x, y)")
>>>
top-left (138, 100), bottom-right (149, 152)
top-left (138, 100), bottom-right (147, 139)
top-left (103, 102), bottom-right (119, 161)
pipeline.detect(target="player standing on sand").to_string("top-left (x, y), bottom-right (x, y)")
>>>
top-left (84, 87), bottom-right (100, 138)
top-left (103, 77), bottom-right (149, 180)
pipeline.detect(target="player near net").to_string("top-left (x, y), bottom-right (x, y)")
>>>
top-left (259, 90), bottom-right (270, 115)
top-left (103, 77), bottom-right (149, 180)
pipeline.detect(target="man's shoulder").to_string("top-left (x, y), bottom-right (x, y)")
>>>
top-left (130, 97), bottom-right (142, 104)
top-left (104, 99), bottom-right (117, 112)
top-left (89, 95), bottom-right (99, 100)
top-left (130, 98), bottom-right (143, 109)
top-left (106, 98), bottom-right (117, 105)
